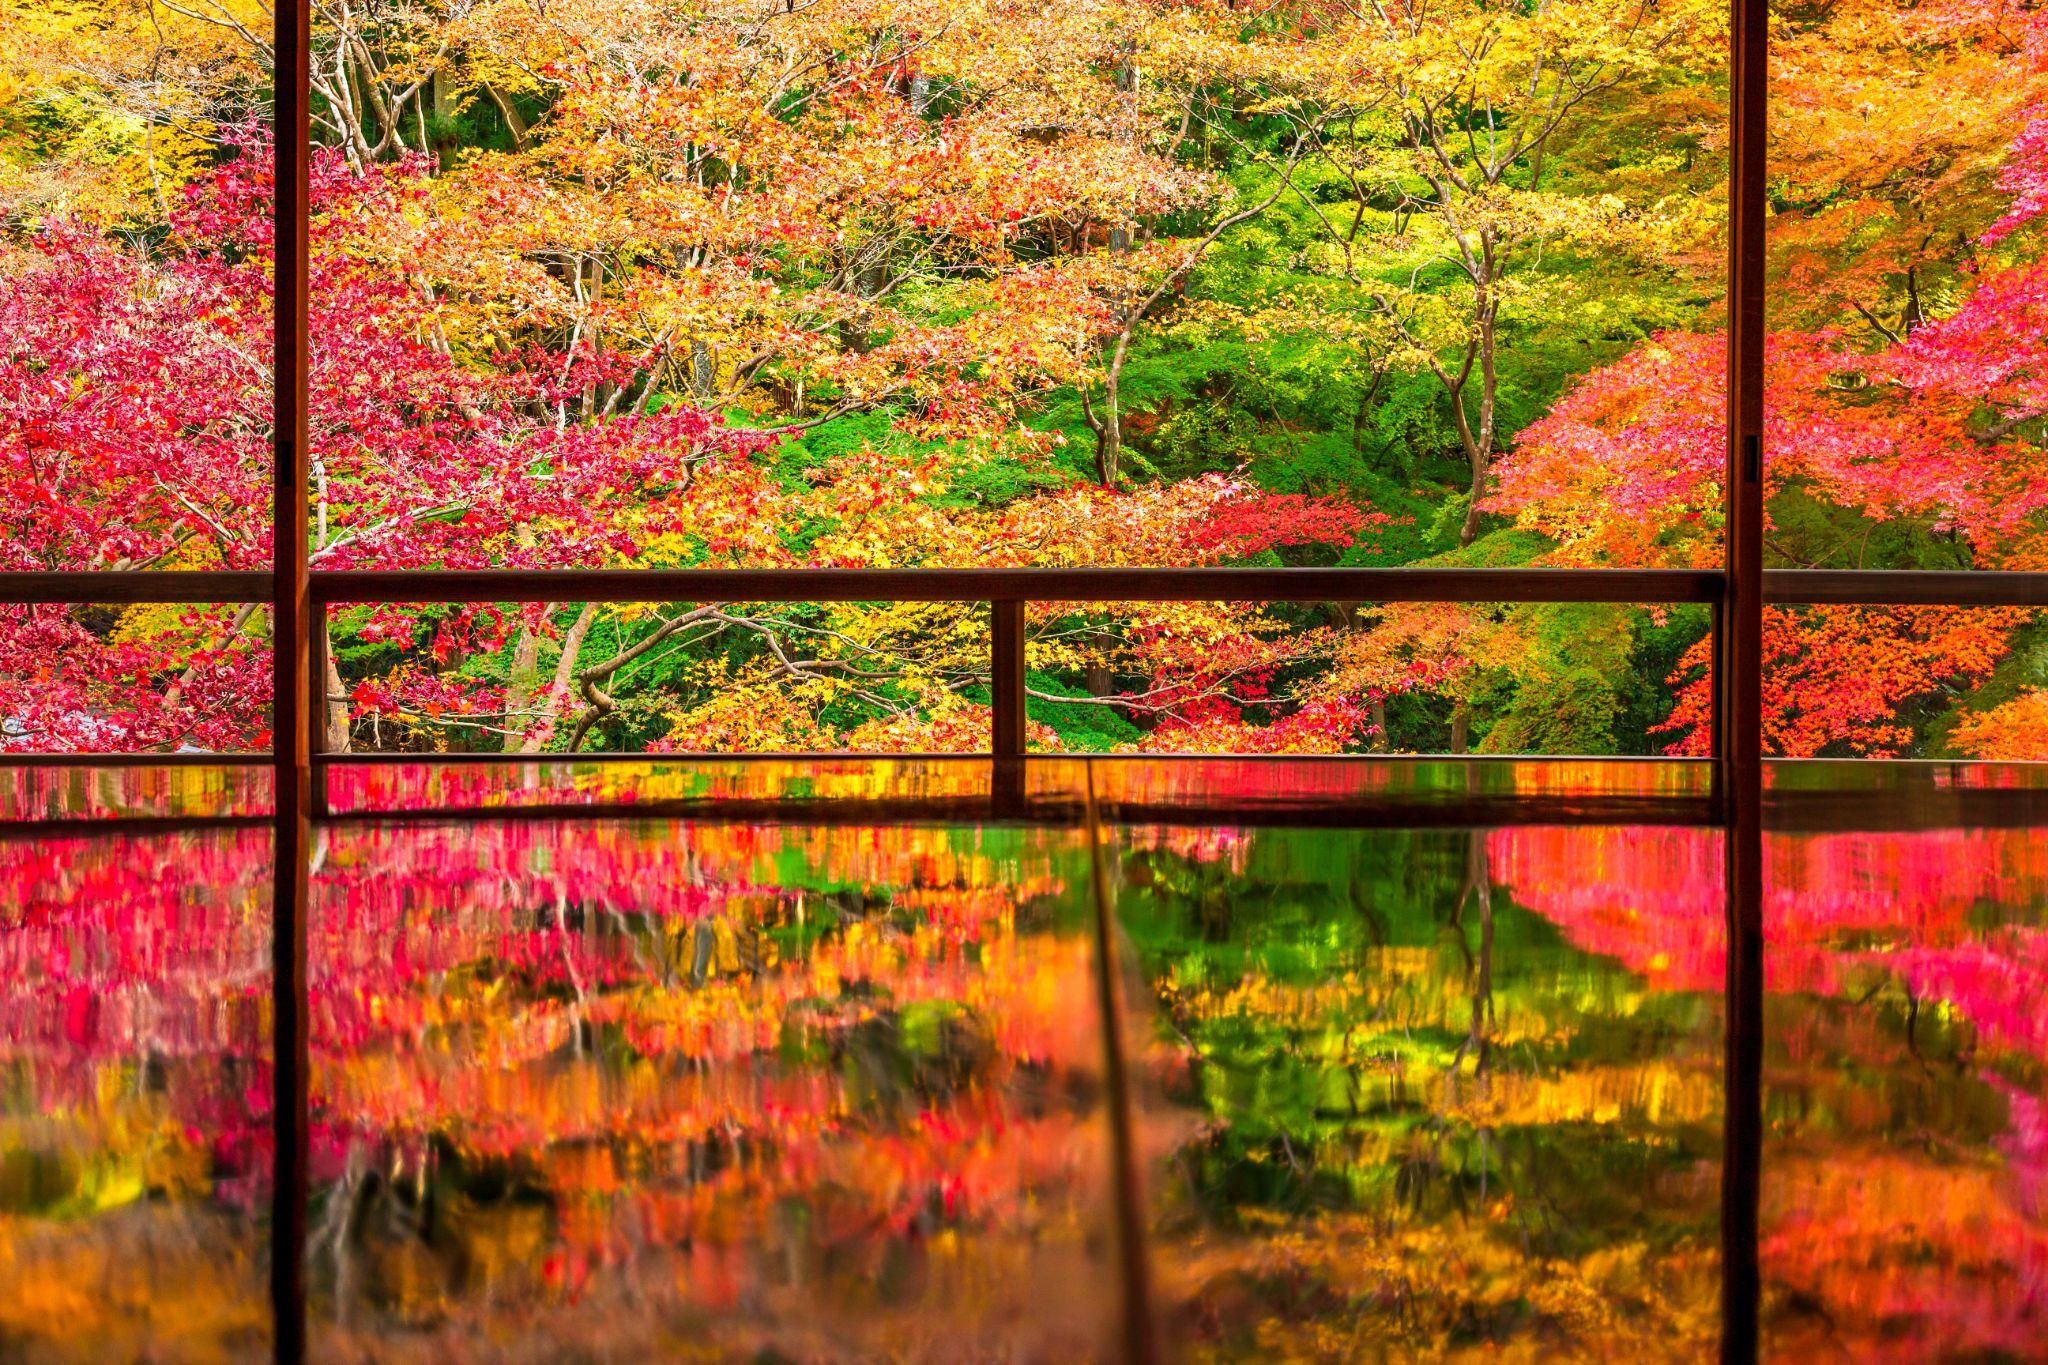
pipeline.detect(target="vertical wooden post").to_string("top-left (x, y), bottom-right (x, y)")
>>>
top-left (991, 599), bottom-right (1026, 759)
top-left (991, 598), bottom-right (1026, 813)
top-left (270, 0), bottom-right (312, 1358)
top-left (1721, 0), bottom-right (1768, 1357)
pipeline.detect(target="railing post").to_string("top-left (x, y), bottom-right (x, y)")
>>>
top-left (991, 598), bottom-right (1026, 759)
top-left (991, 598), bottom-right (1026, 814)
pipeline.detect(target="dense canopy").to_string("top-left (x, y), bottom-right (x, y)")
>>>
top-left (3, 0), bottom-right (2045, 756)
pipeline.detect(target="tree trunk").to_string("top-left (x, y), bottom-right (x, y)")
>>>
top-left (482, 84), bottom-right (531, 152)
top-left (1094, 406), bottom-right (1122, 486)
top-left (1458, 285), bottom-right (1499, 547)
top-left (519, 604), bottom-right (600, 754)
top-left (1463, 833), bottom-right (1494, 1073)
top-left (690, 339), bottom-right (715, 399)
top-left (1460, 455), bottom-right (1487, 546)
top-left (836, 259), bottom-right (890, 354)
top-left (1090, 359), bottom-right (1124, 486)
top-left (324, 651), bottom-right (351, 754)
top-left (502, 617), bottom-right (546, 752)
top-left (428, 64), bottom-right (458, 168)
top-left (348, 37), bottom-right (405, 155)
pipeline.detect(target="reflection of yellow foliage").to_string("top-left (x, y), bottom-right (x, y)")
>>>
top-left (1, 1068), bottom-right (214, 1218)
top-left (446, 1197), bottom-right (551, 1298)
top-left (0, 1208), bottom-right (264, 1359)
top-left (1158, 1209), bottom-right (1719, 1362)
top-left (1441, 1064), bottom-right (1720, 1130)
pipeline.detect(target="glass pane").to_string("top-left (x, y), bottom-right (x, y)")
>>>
top-left (318, 600), bottom-right (991, 756)
top-left (1107, 814), bottom-right (1725, 1356)
top-left (322, 594), bottom-right (1723, 760)
top-left (1027, 600), bottom-right (1715, 755)
top-left (0, 603), bottom-right (272, 755)
top-left (306, 814), bottom-right (1122, 1356)
top-left (1753, 604), bottom-right (2043, 758)
top-left (1765, 0), bottom-right (2048, 576)
top-left (1759, 823), bottom-right (2048, 1357)
top-left (0, 14), bottom-right (272, 571)
top-left (300, 1), bottom-right (1721, 586)
top-left (0, 827), bottom-right (272, 1356)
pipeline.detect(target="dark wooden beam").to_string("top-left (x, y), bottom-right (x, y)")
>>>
top-left (0, 813), bottom-right (273, 839)
top-left (0, 571), bottom-right (269, 604)
top-left (307, 566), bottom-right (1723, 605)
top-left (991, 600), bottom-right (1027, 758)
top-left (5, 565), bottom-right (2043, 612)
top-left (270, 0), bottom-right (313, 1357)
top-left (1763, 569), bottom-right (2048, 605)
top-left (1721, 0), bottom-right (1768, 1356)
top-left (0, 750), bottom-right (266, 767)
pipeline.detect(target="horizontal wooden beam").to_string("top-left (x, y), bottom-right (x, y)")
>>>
top-left (308, 567), bottom-right (1721, 604)
top-left (0, 571), bottom-right (270, 604)
top-left (1761, 569), bottom-right (2048, 606)
top-left (3, 566), bottom-right (2041, 610)
top-left (0, 813), bottom-right (273, 840)
top-left (0, 750), bottom-right (267, 767)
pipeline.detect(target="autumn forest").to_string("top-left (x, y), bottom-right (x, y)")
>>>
top-left (5, 4), bottom-right (2048, 1360)
top-left (6, 0), bottom-right (2046, 758)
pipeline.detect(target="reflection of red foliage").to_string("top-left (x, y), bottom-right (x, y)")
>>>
top-left (1490, 823), bottom-right (2048, 1358)
top-left (1488, 825), bottom-right (2048, 1010)
top-left (1, 815), bottom-right (1107, 1278)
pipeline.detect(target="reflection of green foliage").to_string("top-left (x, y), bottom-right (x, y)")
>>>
top-left (1113, 827), bottom-right (1720, 1273)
